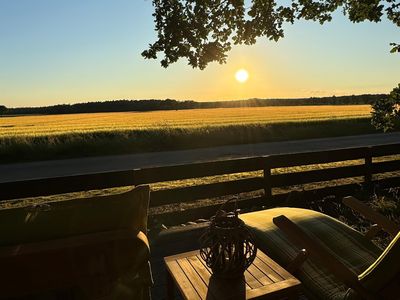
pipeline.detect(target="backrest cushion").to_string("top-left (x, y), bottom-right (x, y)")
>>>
top-left (358, 231), bottom-right (400, 295)
top-left (0, 185), bottom-right (150, 246)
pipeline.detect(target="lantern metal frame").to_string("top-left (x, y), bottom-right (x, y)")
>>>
top-left (199, 199), bottom-right (257, 278)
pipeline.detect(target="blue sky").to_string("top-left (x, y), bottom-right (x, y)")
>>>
top-left (0, 0), bottom-right (399, 107)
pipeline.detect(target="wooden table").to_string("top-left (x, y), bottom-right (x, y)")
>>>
top-left (164, 250), bottom-right (301, 300)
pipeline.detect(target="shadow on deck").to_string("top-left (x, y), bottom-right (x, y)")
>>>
top-left (150, 223), bottom-right (208, 300)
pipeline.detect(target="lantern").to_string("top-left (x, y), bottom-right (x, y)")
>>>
top-left (199, 201), bottom-right (257, 279)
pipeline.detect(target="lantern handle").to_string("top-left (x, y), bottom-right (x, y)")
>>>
top-left (216, 197), bottom-right (238, 216)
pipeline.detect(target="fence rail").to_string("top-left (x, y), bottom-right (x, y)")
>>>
top-left (1, 143), bottom-right (400, 224)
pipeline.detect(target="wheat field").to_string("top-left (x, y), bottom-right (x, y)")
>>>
top-left (0, 105), bottom-right (371, 138)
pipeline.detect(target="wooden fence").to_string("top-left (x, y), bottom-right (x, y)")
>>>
top-left (1, 143), bottom-right (400, 225)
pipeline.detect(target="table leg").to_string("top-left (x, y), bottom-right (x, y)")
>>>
top-left (166, 270), bottom-right (175, 300)
top-left (286, 291), bottom-right (300, 300)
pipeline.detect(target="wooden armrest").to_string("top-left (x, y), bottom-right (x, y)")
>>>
top-left (287, 249), bottom-right (308, 274)
top-left (273, 215), bottom-right (375, 300)
top-left (136, 230), bottom-right (150, 263)
top-left (343, 196), bottom-right (400, 237)
top-left (137, 231), bottom-right (150, 251)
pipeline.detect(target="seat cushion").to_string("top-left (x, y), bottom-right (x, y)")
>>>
top-left (240, 208), bottom-right (382, 300)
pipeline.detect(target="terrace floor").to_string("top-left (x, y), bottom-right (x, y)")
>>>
top-left (149, 223), bottom-right (208, 300)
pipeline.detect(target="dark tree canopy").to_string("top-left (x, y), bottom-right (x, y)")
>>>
top-left (143, 0), bottom-right (400, 69)
top-left (371, 84), bottom-right (400, 131)
top-left (0, 105), bottom-right (7, 115)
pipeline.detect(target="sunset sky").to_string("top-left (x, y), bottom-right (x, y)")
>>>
top-left (0, 0), bottom-right (399, 107)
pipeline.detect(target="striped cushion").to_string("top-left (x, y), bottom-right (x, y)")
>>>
top-left (240, 208), bottom-right (382, 300)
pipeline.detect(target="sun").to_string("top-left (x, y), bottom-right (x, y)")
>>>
top-left (235, 69), bottom-right (249, 83)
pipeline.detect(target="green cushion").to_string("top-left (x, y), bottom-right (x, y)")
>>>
top-left (359, 231), bottom-right (400, 294)
top-left (240, 208), bottom-right (382, 300)
top-left (0, 185), bottom-right (150, 246)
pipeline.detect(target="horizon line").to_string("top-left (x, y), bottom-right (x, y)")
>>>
top-left (2, 93), bottom-right (387, 109)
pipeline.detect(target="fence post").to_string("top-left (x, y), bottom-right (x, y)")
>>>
top-left (364, 147), bottom-right (372, 188)
top-left (263, 157), bottom-right (272, 204)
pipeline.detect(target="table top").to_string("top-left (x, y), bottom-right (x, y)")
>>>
top-left (164, 249), bottom-right (301, 300)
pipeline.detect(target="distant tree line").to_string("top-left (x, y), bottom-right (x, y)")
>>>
top-left (0, 94), bottom-right (385, 116)
top-left (0, 105), bottom-right (7, 114)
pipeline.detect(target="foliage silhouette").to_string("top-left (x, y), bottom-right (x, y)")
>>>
top-left (372, 84), bottom-right (400, 131)
top-left (0, 105), bottom-right (7, 115)
top-left (143, 0), bottom-right (400, 69)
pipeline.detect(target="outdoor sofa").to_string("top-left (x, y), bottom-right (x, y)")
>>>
top-left (0, 185), bottom-right (152, 299)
